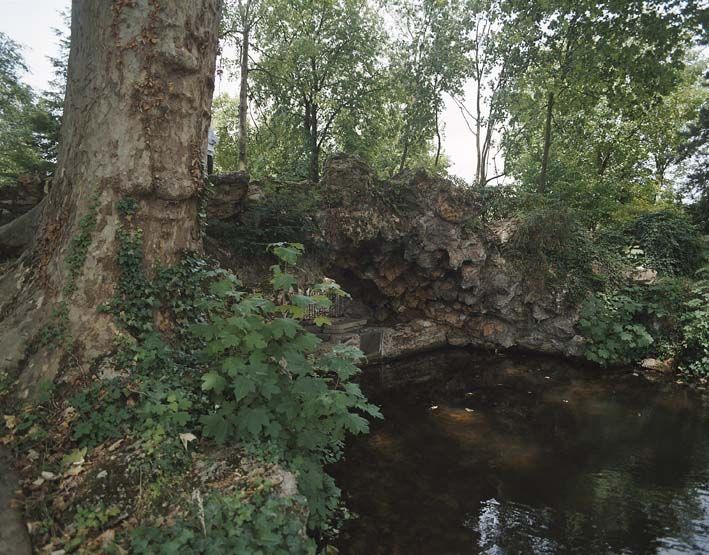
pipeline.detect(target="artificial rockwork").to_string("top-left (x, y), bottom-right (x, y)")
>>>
top-left (313, 155), bottom-right (584, 360)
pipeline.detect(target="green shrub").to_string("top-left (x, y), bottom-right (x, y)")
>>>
top-left (622, 209), bottom-right (702, 276)
top-left (579, 280), bottom-right (691, 367)
top-left (193, 243), bottom-right (381, 528)
top-left (579, 291), bottom-right (655, 366)
top-left (208, 184), bottom-right (321, 257)
top-left (506, 205), bottom-right (621, 301)
top-left (677, 268), bottom-right (709, 377)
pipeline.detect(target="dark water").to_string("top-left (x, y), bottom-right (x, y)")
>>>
top-left (332, 350), bottom-right (709, 555)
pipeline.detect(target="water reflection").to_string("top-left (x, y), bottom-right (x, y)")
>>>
top-left (333, 350), bottom-right (709, 554)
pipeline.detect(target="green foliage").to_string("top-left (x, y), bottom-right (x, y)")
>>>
top-left (69, 212), bottom-right (379, 546)
top-left (194, 244), bottom-right (381, 527)
top-left (501, 0), bottom-right (703, 220)
top-left (620, 210), bottom-right (702, 276)
top-left (208, 182), bottom-right (321, 257)
top-left (505, 205), bottom-right (618, 301)
top-left (388, 0), bottom-right (473, 171)
top-left (109, 227), bottom-right (154, 332)
top-left (579, 291), bottom-right (655, 366)
top-left (0, 32), bottom-right (61, 184)
top-left (0, 34), bottom-right (42, 182)
top-left (249, 0), bottom-right (386, 180)
top-left (66, 503), bottom-right (120, 550)
top-left (64, 193), bottom-right (100, 295)
top-left (69, 380), bottom-right (134, 447)
top-left (677, 268), bottom-right (709, 377)
top-left (579, 279), bottom-right (692, 366)
top-left (131, 481), bottom-right (315, 555)
top-left (210, 94), bottom-right (240, 174)
top-left (38, 302), bottom-right (70, 348)
top-left (116, 196), bottom-right (138, 217)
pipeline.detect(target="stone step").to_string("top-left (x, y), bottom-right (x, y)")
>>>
top-left (328, 318), bottom-right (368, 333)
top-left (304, 318), bottom-right (368, 334)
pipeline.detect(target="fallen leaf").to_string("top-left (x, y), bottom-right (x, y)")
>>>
top-left (66, 465), bottom-right (83, 477)
top-left (62, 447), bottom-right (87, 467)
top-left (3, 415), bottom-right (16, 430)
top-left (179, 432), bottom-right (197, 450)
top-left (108, 439), bottom-right (123, 452)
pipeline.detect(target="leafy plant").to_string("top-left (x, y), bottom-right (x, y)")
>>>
top-left (621, 210), bottom-right (702, 276)
top-left (193, 243), bottom-right (381, 527)
top-left (677, 267), bottom-right (709, 377)
top-left (208, 182), bottom-right (321, 257)
top-left (579, 291), bottom-right (655, 366)
top-left (506, 205), bottom-right (619, 301)
top-left (64, 192), bottom-right (100, 295)
top-left (131, 481), bottom-right (315, 555)
top-left (70, 380), bottom-right (134, 447)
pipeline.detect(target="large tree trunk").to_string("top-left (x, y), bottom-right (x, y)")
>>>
top-left (0, 0), bottom-right (221, 388)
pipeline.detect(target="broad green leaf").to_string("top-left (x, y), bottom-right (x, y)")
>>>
top-left (201, 371), bottom-right (226, 394)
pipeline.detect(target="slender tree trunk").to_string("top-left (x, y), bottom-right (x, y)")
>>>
top-left (434, 110), bottom-right (442, 168)
top-left (238, 13), bottom-right (249, 171)
top-left (0, 0), bottom-right (221, 387)
top-left (475, 78), bottom-right (483, 186)
top-left (399, 139), bottom-right (409, 175)
top-left (539, 90), bottom-right (555, 194)
top-left (309, 103), bottom-right (320, 182)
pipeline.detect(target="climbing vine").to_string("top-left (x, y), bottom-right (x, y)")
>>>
top-left (63, 191), bottom-right (100, 295)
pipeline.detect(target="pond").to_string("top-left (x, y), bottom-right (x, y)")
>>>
top-left (332, 350), bottom-right (709, 555)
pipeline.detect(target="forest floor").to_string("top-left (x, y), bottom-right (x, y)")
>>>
top-left (0, 449), bottom-right (31, 555)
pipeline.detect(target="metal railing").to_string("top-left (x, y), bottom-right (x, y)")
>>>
top-left (305, 294), bottom-right (350, 320)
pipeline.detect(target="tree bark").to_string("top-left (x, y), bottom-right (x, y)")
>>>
top-left (434, 110), bottom-right (442, 168)
top-left (539, 90), bottom-right (555, 194)
top-left (306, 102), bottom-right (320, 182)
top-left (0, 173), bottom-right (248, 256)
top-left (238, 0), bottom-right (250, 172)
top-left (0, 0), bottom-right (221, 387)
top-left (398, 139), bottom-right (410, 175)
top-left (0, 203), bottom-right (42, 259)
